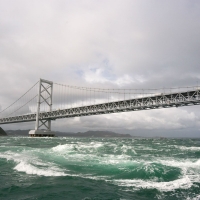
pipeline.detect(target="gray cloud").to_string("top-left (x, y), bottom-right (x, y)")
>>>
top-left (0, 0), bottom-right (200, 136)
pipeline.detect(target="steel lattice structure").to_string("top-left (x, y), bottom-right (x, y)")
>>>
top-left (35, 79), bottom-right (53, 131)
top-left (0, 89), bottom-right (200, 125)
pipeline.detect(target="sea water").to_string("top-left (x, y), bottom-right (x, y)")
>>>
top-left (0, 136), bottom-right (200, 200)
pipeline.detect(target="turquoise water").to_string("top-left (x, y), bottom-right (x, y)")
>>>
top-left (0, 136), bottom-right (200, 200)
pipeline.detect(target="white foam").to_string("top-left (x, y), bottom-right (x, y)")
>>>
top-left (108, 158), bottom-right (200, 192)
top-left (52, 142), bottom-right (103, 153)
top-left (52, 142), bottom-right (138, 158)
top-left (14, 161), bottom-right (65, 176)
top-left (52, 144), bottom-right (70, 152)
top-left (100, 154), bottom-right (139, 167)
top-left (0, 150), bottom-right (109, 178)
top-left (52, 143), bottom-right (138, 167)
top-left (171, 145), bottom-right (200, 151)
top-left (181, 146), bottom-right (200, 151)
top-left (159, 159), bottom-right (200, 169)
top-left (0, 151), bottom-right (66, 176)
top-left (90, 142), bottom-right (103, 148)
top-left (121, 145), bottom-right (137, 154)
top-left (113, 176), bottom-right (193, 191)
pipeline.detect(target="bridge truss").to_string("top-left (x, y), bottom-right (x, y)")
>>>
top-left (0, 88), bottom-right (199, 125)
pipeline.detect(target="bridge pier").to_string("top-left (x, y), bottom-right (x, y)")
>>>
top-left (29, 79), bottom-right (55, 137)
top-left (29, 130), bottom-right (55, 137)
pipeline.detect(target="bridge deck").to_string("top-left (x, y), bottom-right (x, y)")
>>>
top-left (0, 89), bottom-right (200, 124)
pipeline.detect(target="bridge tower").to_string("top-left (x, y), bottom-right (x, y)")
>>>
top-left (29, 79), bottom-right (55, 137)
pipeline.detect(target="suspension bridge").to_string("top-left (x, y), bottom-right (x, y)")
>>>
top-left (0, 78), bottom-right (200, 137)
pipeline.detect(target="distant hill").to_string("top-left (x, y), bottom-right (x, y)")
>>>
top-left (6, 129), bottom-right (29, 136)
top-left (6, 130), bottom-right (132, 137)
top-left (0, 127), bottom-right (7, 136)
top-left (57, 130), bottom-right (132, 137)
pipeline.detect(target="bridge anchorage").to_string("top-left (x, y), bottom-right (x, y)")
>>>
top-left (29, 79), bottom-right (55, 137)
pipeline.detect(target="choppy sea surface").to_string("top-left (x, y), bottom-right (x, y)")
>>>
top-left (0, 136), bottom-right (200, 200)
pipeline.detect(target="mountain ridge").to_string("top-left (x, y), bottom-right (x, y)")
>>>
top-left (5, 129), bottom-right (132, 137)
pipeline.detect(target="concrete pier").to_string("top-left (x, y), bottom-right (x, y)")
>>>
top-left (29, 130), bottom-right (55, 137)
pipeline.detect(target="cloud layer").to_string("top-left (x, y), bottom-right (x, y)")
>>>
top-left (0, 0), bottom-right (200, 136)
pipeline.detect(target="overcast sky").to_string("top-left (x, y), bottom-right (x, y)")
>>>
top-left (0, 0), bottom-right (200, 137)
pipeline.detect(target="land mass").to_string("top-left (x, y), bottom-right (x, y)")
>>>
top-left (0, 127), bottom-right (7, 136)
top-left (57, 130), bottom-right (132, 137)
top-left (5, 130), bottom-right (132, 137)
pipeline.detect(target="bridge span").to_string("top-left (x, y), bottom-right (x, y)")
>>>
top-left (0, 79), bottom-right (199, 136)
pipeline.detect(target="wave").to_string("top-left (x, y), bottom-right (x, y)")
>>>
top-left (0, 151), bottom-right (66, 177)
top-left (170, 145), bottom-right (200, 151)
top-left (52, 142), bottom-right (137, 155)
top-left (159, 159), bottom-right (200, 169)
top-left (113, 176), bottom-right (193, 191)
top-left (0, 137), bottom-right (200, 196)
top-left (0, 151), bottom-right (199, 194)
top-left (52, 142), bottom-right (103, 153)
top-left (14, 161), bottom-right (66, 176)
